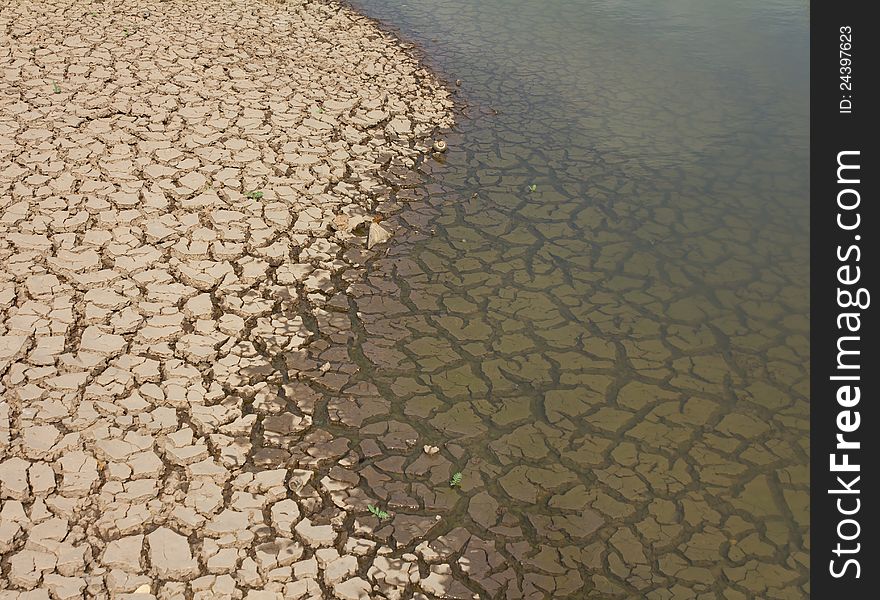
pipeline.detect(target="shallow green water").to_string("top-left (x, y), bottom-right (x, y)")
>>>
top-left (345, 0), bottom-right (809, 597)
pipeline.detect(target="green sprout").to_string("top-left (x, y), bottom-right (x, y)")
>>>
top-left (52, 81), bottom-right (61, 94)
top-left (450, 472), bottom-right (463, 488)
top-left (367, 504), bottom-right (390, 521)
top-left (528, 184), bottom-right (537, 193)
top-left (245, 190), bottom-right (264, 200)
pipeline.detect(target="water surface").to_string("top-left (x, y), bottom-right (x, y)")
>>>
top-left (344, 0), bottom-right (809, 597)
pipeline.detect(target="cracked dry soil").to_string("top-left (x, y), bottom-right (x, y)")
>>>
top-left (0, 1), bottom-right (458, 599)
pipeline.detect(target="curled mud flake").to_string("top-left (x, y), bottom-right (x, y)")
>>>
top-left (367, 221), bottom-right (392, 249)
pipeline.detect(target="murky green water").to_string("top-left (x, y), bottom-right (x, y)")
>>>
top-left (344, 0), bottom-right (809, 597)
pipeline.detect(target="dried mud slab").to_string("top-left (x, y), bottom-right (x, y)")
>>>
top-left (0, 0), bottom-right (453, 598)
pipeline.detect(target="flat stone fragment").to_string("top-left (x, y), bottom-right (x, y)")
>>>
top-left (324, 554), bottom-right (359, 585)
top-left (333, 577), bottom-right (373, 600)
top-left (0, 457), bottom-right (31, 500)
top-left (420, 564), bottom-right (474, 599)
top-left (147, 527), bottom-right (198, 580)
top-left (80, 326), bottom-right (127, 355)
top-left (103, 535), bottom-right (144, 572)
top-left (0, 336), bottom-right (29, 368)
top-left (295, 518), bottom-right (336, 548)
top-left (270, 499), bottom-right (301, 533)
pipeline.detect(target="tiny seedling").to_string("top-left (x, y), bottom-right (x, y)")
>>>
top-left (528, 184), bottom-right (538, 193)
top-left (450, 472), bottom-right (463, 488)
top-left (123, 29), bottom-right (130, 37)
top-left (52, 81), bottom-right (61, 94)
top-left (368, 504), bottom-right (390, 521)
top-left (245, 190), bottom-right (264, 200)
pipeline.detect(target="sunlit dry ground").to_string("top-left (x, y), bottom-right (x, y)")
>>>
top-left (0, 1), bottom-right (454, 598)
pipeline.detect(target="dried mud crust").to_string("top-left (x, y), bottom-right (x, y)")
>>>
top-left (0, 0), bottom-right (456, 599)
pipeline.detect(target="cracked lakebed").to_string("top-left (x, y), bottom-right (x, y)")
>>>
top-left (341, 0), bottom-right (810, 598)
top-left (1, 0), bottom-right (457, 598)
top-left (2, 0), bottom-right (810, 599)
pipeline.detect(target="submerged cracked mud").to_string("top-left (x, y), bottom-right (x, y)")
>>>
top-left (341, 0), bottom-right (810, 597)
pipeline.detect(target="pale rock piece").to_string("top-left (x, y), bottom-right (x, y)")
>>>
top-left (216, 311), bottom-right (245, 338)
top-left (147, 527), bottom-right (199, 580)
top-left (284, 578), bottom-right (321, 600)
top-left (182, 190), bottom-right (222, 209)
top-left (25, 274), bottom-right (62, 298)
top-left (128, 451), bottom-right (165, 478)
top-left (9, 548), bottom-right (57, 588)
top-left (333, 577), bottom-right (373, 600)
top-left (80, 325), bottom-right (127, 356)
top-left (47, 248), bottom-right (101, 274)
top-left (344, 537), bottom-right (377, 557)
top-left (386, 117), bottom-right (412, 136)
top-left (54, 541), bottom-right (87, 577)
top-left (177, 171), bottom-right (207, 193)
top-left (275, 263), bottom-right (314, 285)
top-left (1, 200), bottom-right (29, 224)
top-left (28, 336), bottom-right (66, 365)
top-left (324, 554), bottom-right (359, 585)
top-left (294, 518), bottom-right (336, 548)
top-left (236, 556), bottom-right (261, 587)
top-left (207, 547), bottom-right (239, 574)
top-left (0, 335), bottom-right (30, 370)
top-left (270, 499), bottom-right (300, 534)
top-left (22, 425), bottom-right (61, 459)
top-left (420, 564), bottom-right (470, 599)
top-left (293, 557), bottom-right (318, 579)
top-left (58, 451), bottom-right (99, 497)
top-left (103, 534), bottom-right (144, 571)
top-left (0, 457), bottom-right (31, 500)
top-left (315, 548), bottom-right (340, 569)
top-left (43, 573), bottom-right (86, 599)
top-left (0, 519), bottom-right (22, 553)
top-left (205, 509), bottom-right (250, 539)
top-left (28, 462), bottom-right (56, 495)
top-left (369, 555), bottom-right (420, 587)
top-left (45, 372), bottom-right (89, 391)
top-left (184, 293), bottom-right (214, 319)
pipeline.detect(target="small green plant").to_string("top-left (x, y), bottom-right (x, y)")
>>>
top-left (245, 190), bottom-right (264, 200)
top-left (450, 472), bottom-right (463, 488)
top-left (123, 29), bottom-right (130, 37)
top-left (367, 504), bottom-right (390, 521)
top-left (528, 184), bottom-right (538, 193)
top-left (52, 81), bottom-right (61, 94)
